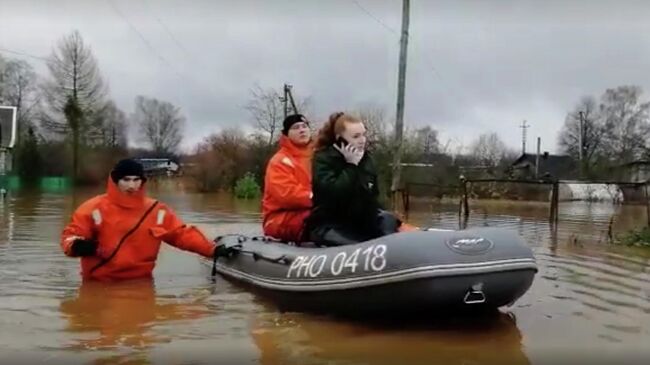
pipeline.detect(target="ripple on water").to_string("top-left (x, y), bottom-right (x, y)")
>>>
top-left (3, 194), bottom-right (650, 363)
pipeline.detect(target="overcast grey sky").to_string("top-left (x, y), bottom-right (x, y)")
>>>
top-left (2, 0), bottom-right (650, 154)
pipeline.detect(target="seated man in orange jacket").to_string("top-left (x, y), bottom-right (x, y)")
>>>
top-left (262, 114), bottom-right (314, 243)
top-left (61, 159), bottom-right (233, 281)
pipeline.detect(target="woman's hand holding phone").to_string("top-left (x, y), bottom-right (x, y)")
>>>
top-left (334, 138), bottom-right (364, 165)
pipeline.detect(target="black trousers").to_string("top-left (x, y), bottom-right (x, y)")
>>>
top-left (307, 210), bottom-right (402, 247)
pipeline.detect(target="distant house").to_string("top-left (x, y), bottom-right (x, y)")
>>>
top-left (394, 153), bottom-right (455, 183)
top-left (136, 158), bottom-right (180, 176)
top-left (615, 160), bottom-right (650, 183)
top-left (508, 153), bottom-right (577, 180)
top-left (457, 165), bottom-right (500, 179)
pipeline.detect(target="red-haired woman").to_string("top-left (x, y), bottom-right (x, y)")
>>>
top-left (303, 112), bottom-right (402, 246)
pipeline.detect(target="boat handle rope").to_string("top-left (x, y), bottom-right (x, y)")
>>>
top-left (250, 252), bottom-right (294, 265)
top-left (244, 236), bottom-right (294, 264)
top-left (211, 234), bottom-right (294, 277)
top-left (250, 235), bottom-right (284, 243)
top-left (211, 234), bottom-right (245, 277)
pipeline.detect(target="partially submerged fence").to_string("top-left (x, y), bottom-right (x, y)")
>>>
top-left (395, 177), bottom-right (650, 228)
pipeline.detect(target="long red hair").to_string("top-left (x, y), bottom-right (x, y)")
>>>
top-left (314, 112), bottom-right (362, 150)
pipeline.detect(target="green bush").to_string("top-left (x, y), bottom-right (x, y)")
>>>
top-left (234, 172), bottom-right (261, 199)
top-left (614, 226), bottom-right (650, 248)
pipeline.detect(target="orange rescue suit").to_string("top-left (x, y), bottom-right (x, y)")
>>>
top-left (61, 177), bottom-right (215, 281)
top-left (262, 135), bottom-right (313, 242)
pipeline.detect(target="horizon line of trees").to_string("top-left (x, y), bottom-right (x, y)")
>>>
top-left (3, 30), bottom-right (649, 193)
top-left (558, 85), bottom-right (650, 179)
top-left (1, 30), bottom-right (186, 185)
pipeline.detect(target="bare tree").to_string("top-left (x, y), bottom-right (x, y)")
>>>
top-left (598, 85), bottom-right (650, 164)
top-left (244, 84), bottom-right (310, 145)
top-left (90, 100), bottom-right (128, 149)
top-left (354, 104), bottom-right (389, 150)
top-left (470, 132), bottom-right (508, 167)
top-left (134, 95), bottom-right (184, 155)
top-left (40, 30), bottom-right (107, 181)
top-left (499, 148), bottom-right (520, 167)
top-left (414, 126), bottom-right (439, 155)
top-left (397, 125), bottom-right (441, 163)
top-left (558, 96), bottom-right (605, 176)
top-left (0, 57), bottom-right (39, 139)
top-left (0, 55), bottom-right (6, 96)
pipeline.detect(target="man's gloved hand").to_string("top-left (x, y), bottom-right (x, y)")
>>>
top-left (70, 238), bottom-right (98, 257)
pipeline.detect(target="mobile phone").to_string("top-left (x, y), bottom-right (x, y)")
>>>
top-left (336, 136), bottom-right (349, 148)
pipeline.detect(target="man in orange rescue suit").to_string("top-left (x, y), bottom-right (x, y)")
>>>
top-left (262, 114), bottom-right (314, 243)
top-left (61, 158), bottom-right (234, 281)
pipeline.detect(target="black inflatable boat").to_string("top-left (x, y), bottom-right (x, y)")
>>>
top-left (205, 227), bottom-right (537, 315)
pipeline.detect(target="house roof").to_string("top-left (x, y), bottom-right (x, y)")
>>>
top-left (510, 153), bottom-right (576, 178)
top-left (617, 160), bottom-right (650, 168)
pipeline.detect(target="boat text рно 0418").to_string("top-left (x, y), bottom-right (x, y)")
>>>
top-left (286, 244), bottom-right (388, 279)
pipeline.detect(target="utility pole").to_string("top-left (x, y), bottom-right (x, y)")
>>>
top-left (281, 84), bottom-right (289, 120)
top-left (286, 85), bottom-right (298, 114)
top-left (520, 120), bottom-right (529, 155)
top-left (535, 137), bottom-right (541, 179)
top-left (280, 83), bottom-right (298, 120)
top-left (390, 0), bottom-right (410, 196)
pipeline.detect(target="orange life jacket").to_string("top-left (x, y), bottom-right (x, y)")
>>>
top-left (61, 177), bottom-right (215, 281)
top-left (261, 135), bottom-right (313, 242)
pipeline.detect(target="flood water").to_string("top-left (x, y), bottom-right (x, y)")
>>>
top-left (1, 183), bottom-right (650, 364)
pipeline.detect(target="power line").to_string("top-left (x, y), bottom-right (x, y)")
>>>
top-left (106, 0), bottom-right (184, 80)
top-left (347, 0), bottom-right (484, 128)
top-left (137, 0), bottom-right (223, 101)
top-left (350, 0), bottom-right (399, 35)
top-left (0, 47), bottom-right (49, 62)
top-left (142, 0), bottom-right (193, 58)
top-left (106, 0), bottom-right (224, 102)
top-left (347, 1), bottom-right (451, 96)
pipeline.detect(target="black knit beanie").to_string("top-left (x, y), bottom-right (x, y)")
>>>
top-left (110, 159), bottom-right (146, 183)
top-left (282, 114), bottom-right (308, 135)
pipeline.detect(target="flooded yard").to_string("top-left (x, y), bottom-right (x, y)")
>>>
top-left (1, 189), bottom-right (649, 364)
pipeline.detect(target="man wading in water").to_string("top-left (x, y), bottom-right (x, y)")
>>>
top-left (60, 158), bottom-right (235, 281)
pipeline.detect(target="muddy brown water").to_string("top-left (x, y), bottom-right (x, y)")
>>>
top-left (1, 186), bottom-right (649, 364)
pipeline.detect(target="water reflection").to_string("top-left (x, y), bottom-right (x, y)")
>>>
top-left (4, 188), bottom-right (650, 364)
top-left (0, 197), bottom-right (15, 244)
top-left (251, 309), bottom-right (528, 365)
top-left (59, 279), bottom-right (214, 357)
